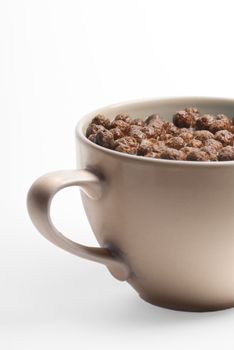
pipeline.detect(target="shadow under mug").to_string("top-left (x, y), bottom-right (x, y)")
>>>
top-left (27, 97), bottom-right (234, 312)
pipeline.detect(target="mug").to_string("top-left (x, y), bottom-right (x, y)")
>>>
top-left (27, 97), bottom-right (234, 312)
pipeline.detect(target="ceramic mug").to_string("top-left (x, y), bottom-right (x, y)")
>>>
top-left (27, 97), bottom-right (234, 312)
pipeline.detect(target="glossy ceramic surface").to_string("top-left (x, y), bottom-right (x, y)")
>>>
top-left (28, 97), bottom-right (234, 311)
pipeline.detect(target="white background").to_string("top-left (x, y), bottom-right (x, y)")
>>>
top-left (1, 0), bottom-right (234, 349)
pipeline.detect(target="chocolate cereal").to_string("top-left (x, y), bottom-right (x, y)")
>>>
top-left (86, 108), bottom-right (234, 161)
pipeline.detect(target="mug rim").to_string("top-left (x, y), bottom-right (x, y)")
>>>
top-left (76, 96), bottom-right (234, 167)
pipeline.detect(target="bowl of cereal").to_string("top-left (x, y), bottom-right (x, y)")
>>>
top-left (28, 97), bottom-right (234, 312)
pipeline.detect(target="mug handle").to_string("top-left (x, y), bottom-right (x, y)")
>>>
top-left (27, 169), bottom-right (129, 281)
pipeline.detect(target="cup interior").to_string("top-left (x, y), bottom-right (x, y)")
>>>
top-left (76, 97), bottom-right (234, 166)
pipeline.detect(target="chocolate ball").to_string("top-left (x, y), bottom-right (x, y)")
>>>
top-left (162, 122), bottom-right (179, 135)
top-left (209, 114), bottom-right (231, 133)
top-left (166, 136), bottom-right (185, 150)
top-left (195, 114), bottom-right (215, 130)
top-left (131, 118), bottom-right (145, 127)
top-left (86, 123), bottom-right (105, 137)
top-left (160, 148), bottom-right (186, 160)
top-left (179, 131), bottom-right (194, 143)
top-left (145, 114), bottom-right (163, 129)
top-left (91, 114), bottom-right (111, 129)
top-left (187, 139), bottom-right (203, 148)
top-left (110, 127), bottom-right (124, 140)
top-left (186, 149), bottom-right (210, 161)
top-left (218, 146), bottom-right (234, 161)
top-left (137, 139), bottom-right (156, 156)
top-left (129, 125), bottom-right (146, 142)
top-left (95, 129), bottom-right (115, 149)
top-left (180, 146), bottom-right (198, 155)
top-left (194, 130), bottom-right (214, 142)
top-left (114, 113), bottom-right (131, 124)
top-left (200, 146), bottom-right (218, 161)
top-left (141, 126), bottom-right (156, 138)
top-left (114, 136), bottom-right (138, 154)
top-left (88, 134), bottom-right (96, 143)
top-left (110, 120), bottom-right (130, 133)
top-left (214, 130), bottom-right (233, 146)
top-left (158, 132), bottom-right (173, 142)
top-left (203, 138), bottom-right (223, 151)
top-left (173, 107), bottom-right (199, 128)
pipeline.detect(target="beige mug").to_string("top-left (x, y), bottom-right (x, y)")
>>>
top-left (27, 97), bottom-right (234, 312)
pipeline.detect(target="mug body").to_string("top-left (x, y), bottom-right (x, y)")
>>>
top-left (76, 97), bottom-right (234, 311)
